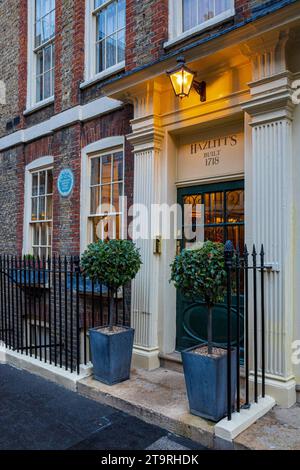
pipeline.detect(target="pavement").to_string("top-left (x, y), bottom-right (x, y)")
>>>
top-left (0, 364), bottom-right (204, 451)
top-left (235, 403), bottom-right (300, 450)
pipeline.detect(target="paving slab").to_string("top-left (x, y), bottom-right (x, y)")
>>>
top-left (234, 404), bottom-right (300, 450)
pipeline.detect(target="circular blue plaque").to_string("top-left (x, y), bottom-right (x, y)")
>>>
top-left (57, 169), bottom-right (74, 197)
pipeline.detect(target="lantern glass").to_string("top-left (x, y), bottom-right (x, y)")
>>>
top-left (169, 67), bottom-right (195, 98)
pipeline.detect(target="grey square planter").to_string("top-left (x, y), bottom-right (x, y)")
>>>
top-left (182, 345), bottom-right (237, 422)
top-left (89, 326), bottom-right (135, 385)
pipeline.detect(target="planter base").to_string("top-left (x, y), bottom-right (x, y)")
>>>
top-left (182, 344), bottom-right (237, 422)
top-left (89, 326), bottom-right (134, 386)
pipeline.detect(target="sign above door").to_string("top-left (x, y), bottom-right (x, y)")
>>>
top-left (177, 125), bottom-right (244, 184)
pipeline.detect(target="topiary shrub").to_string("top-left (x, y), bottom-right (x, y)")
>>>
top-left (81, 239), bottom-right (142, 330)
top-left (170, 241), bottom-right (227, 354)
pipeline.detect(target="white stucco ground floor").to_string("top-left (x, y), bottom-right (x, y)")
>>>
top-left (103, 20), bottom-right (300, 408)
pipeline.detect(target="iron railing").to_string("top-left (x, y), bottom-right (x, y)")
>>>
top-left (224, 241), bottom-right (266, 420)
top-left (0, 246), bottom-right (266, 422)
top-left (0, 255), bottom-right (128, 374)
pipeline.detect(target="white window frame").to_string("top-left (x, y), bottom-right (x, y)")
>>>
top-left (165, 0), bottom-right (235, 48)
top-left (26, 0), bottom-right (55, 111)
top-left (23, 156), bottom-right (54, 257)
top-left (80, 137), bottom-right (125, 253)
top-left (83, 0), bottom-right (125, 88)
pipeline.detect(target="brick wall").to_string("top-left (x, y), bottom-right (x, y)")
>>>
top-left (125, 0), bottom-right (296, 70)
top-left (0, 104), bottom-right (133, 257)
top-left (0, 0), bottom-right (21, 137)
top-left (0, 0), bottom-right (294, 135)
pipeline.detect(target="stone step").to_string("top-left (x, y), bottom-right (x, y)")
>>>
top-left (159, 352), bottom-right (183, 373)
top-left (77, 367), bottom-right (219, 449)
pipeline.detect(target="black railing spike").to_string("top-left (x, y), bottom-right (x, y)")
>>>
top-left (252, 244), bottom-right (257, 256)
top-left (260, 244), bottom-right (265, 257)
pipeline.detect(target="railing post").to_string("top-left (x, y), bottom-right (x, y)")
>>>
top-left (252, 245), bottom-right (258, 403)
top-left (224, 240), bottom-right (234, 421)
top-left (260, 245), bottom-right (266, 398)
top-left (74, 256), bottom-right (81, 375)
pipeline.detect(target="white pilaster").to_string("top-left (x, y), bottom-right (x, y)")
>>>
top-left (127, 87), bottom-right (164, 370)
top-left (243, 30), bottom-right (297, 406)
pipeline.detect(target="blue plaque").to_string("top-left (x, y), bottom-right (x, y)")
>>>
top-left (57, 169), bottom-right (74, 197)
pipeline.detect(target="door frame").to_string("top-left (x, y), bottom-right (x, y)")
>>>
top-left (176, 179), bottom-right (245, 351)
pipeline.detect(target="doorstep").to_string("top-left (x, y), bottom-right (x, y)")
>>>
top-left (78, 366), bottom-right (277, 449)
top-left (78, 367), bottom-right (216, 449)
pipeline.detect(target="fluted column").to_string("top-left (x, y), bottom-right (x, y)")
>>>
top-left (243, 29), bottom-right (297, 406)
top-left (127, 119), bottom-right (164, 370)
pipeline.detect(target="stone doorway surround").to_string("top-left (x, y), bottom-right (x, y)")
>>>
top-left (104, 25), bottom-right (300, 409)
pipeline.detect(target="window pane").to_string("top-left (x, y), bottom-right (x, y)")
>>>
top-left (215, 0), bottom-right (230, 15)
top-left (112, 183), bottom-right (123, 213)
top-left (44, 45), bottom-right (52, 72)
top-left (91, 158), bottom-right (100, 186)
top-left (118, 0), bottom-right (126, 29)
top-left (40, 11), bottom-right (54, 44)
top-left (106, 34), bottom-right (117, 68)
top-left (48, 224), bottom-right (52, 246)
top-left (204, 226), bottom-right (224, 244)
top-left (112, 152), bottom-right (123, 181)
top-left (101, 184), bottom-right (111, 211)
top-left (41, 224), bottom-right (47, 246)
top-left (91, 187), bottom-right (100, 214)
top-left (107, 2), bottom-right (117, 36)
top-left (95, 0), bottom-right (105, 8)
top-left (204, 192), bottom-right (224, 224)
top-left (33, 225), bottom-right (39, 245)
top-left (46, 196), bottom-right (53, 220)
top-left (36, 50), bottom-right (43, 75)
top-left (96, 41), bottom-right (105, 73)
top-left (101, 155), bottom-right (112, 184)
top-left (39, 171), bottom-right (46, 195)
top-left (117, 29), bottom-right (125, 63)
top-left (36, 75), bottom-right (43, 102)
top-left (35, 19), bottom-right (42, 47)
top-left (47, 170), bottom-right (53, 194)
top-left (35, 0), bottom-right (42, 20)
top-left (226, 190), bottom-right (244, 223)
top-left (183, 0), bottom-right (197, 31)
top-left (33, 247), bottom-right (39, 257)
top-left (40, 247), bottom-right (47, 259)
top-left (39, 196), bottom-right (46, 220)
top-left (44, 71), bottom-right (51, 99)
top-left (96, 11), bottom-right (105, 41)
top-left (198, 0), bottom-right (210, 24)
top-left (32, 173), bottom-right (39, 196)
top-left (32, 198), bottom-right (38, 221)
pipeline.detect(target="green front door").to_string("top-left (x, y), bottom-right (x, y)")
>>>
top-left (176, 180), bottom-right (245, 352)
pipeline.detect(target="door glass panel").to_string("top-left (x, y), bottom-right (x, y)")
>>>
top-left (226, 190), bottom-right (244, 223)
top-left (205, 226), bottom-right (224, 243)
top-left (182, 194), bottom-right (203, 249)
top-left (204, 191), bottom-right (224, 224)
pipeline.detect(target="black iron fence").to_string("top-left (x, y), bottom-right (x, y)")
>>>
top-left (0, 246), bottom-right (266, 422)
top-left (0, 255), bottom-right (129, 374)
top-left (224, 241), bottom-right (266, 421)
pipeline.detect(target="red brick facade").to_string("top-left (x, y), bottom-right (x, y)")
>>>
top-left (0, 0), bottom-right (297, 256)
